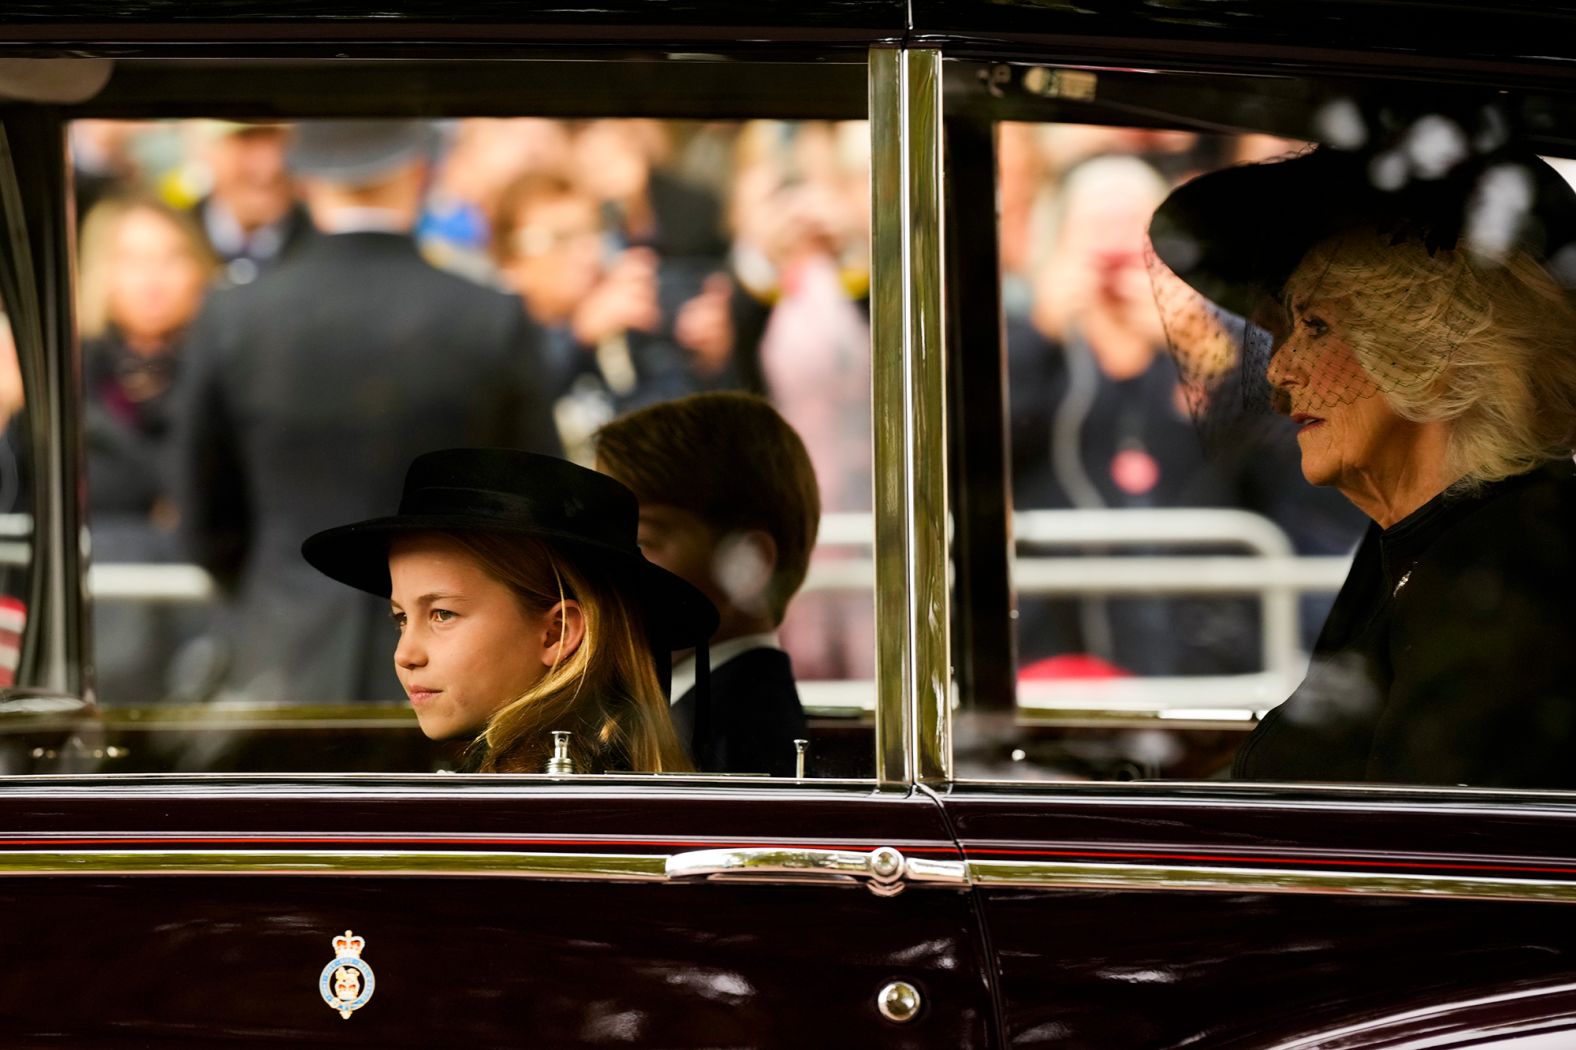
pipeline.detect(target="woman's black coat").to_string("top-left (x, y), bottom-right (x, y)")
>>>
top-left (1235, 460), bottom-right (1576, 789)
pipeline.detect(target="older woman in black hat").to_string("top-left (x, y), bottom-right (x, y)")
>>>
top-left (1150, 135), bottom-right (1576, 788)
top-left (303, 449), bottom-right (717, 774)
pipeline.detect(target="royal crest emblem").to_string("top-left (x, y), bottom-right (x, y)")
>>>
top-left (318, 930), bottom-right (376, 1019)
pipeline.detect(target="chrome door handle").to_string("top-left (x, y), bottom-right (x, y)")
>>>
top-left (665, 845), bottom-right (966, 896)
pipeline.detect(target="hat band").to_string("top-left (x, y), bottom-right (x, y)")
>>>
top-left (400, 485), bottom-right (629, 551)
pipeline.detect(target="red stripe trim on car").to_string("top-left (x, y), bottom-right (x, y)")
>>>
top-left (961, 846), bottom-right (1576, 876)
top-left (0, 834), bottom-right (961, 855)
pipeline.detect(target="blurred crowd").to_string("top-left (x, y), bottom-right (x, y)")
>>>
top-left (66, 117), bottom-right (876, 703)
top-left (72, 117), bottom-right (873, 453)
top-left (42, 116), bottom-right (1365, 705)
top-left (997, 124), bottom-right (1366, 678)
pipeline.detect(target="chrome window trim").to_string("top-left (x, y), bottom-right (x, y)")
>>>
top-left (0, 848), bottom-right (672, 879)
top-left (9, 847), bottom-right (1574, 904)
top-left (944, 779), bottom-right (1576, 810)
top-left (0, 845), bottom-right (969, 886)
top-left (969, 859), bottom-right (1576, 905)
top-left (0, 118), bottom-right (78, 697)
top-left (11, 772), bottom-right (1576, 811)
top-left (870, 45), bottom-right (950, 791)
top-left (0, 773), bottom-right (902, 800)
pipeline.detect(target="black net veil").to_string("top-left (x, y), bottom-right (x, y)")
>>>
top-left (1147, 113), bottom-right (1576, 449)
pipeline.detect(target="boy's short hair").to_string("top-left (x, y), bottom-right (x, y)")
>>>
top-left (595, 393), bottom-right (820, 624)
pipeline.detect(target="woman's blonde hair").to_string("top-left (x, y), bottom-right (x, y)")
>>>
top-left (76, 193), bottom-right (216, 340)
top-left (446, 531), bottom-right (692, 775)
top-left (1284, 229), bottom-right (1576, 489)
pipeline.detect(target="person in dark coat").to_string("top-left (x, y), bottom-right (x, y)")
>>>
top-left (1150, 134), bottom-right (1576, 788)
top-left (595, 392), bottom-right (818, 776)
top-left (169, 120), bottom-right (562, 704)
top-left (77, 194), bottom-right (217, 703)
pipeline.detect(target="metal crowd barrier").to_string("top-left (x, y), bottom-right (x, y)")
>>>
top-left (799, 510), bottom-right (1353, 715)
top-left (0, 511), bottom-right (1355, 718)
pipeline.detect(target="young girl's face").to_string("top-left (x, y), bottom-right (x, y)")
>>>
top-left (387, 533), bottom-right (552, 741)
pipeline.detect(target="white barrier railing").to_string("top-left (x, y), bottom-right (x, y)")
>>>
top-left (798, 509), bottom-right (1353, 716)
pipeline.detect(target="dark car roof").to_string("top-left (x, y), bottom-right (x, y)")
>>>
top-left (4, 0), bottom-right (1576, 74)
top-left (0, 0), bottom-right (904, 48)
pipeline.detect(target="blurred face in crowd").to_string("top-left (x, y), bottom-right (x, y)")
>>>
top-left (106, 206), bottom-right (209, 348)
top-left (731, 120), bottom-right (869, 271)
top-left (205, 126), bottom-right (295, 231)
top-left (439, 118), bottom-right (573, 219)
top-left (1056, 173), bottom-right (1159, 310)
top-left (572, 120), bottom-right (654, 210)
top-left (71, 120), bottom-right (147, 177)
top-left (499, 191), bottom-right (605, 325)
top-left (1033, 158), bottom-right (1168, 368)
top-left (388, 533), bottom-right (557, 741)
top-left (0, 317), bottom-right (20, 422)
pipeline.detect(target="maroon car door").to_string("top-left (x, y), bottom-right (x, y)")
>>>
top-left (0, 778), bottom-right (994, 1047)
top-left (945, 783), bottom-right (1576, 1049)
top-left (922, 42), bottom-right (1576, 1050)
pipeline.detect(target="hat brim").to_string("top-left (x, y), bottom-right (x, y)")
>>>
top-left (302, 515), bottom-right (718, 652)
top-left (1150, 147), bottom-right (1576, 319)
top-left (1149, 150), bottom-right (1339, 319)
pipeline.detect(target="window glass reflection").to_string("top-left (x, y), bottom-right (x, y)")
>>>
top-left (980, 123), bottom-right (1369, 781)
top-left (972, 108), bottom-right (1576, 790)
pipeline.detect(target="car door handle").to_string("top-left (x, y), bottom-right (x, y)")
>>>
top-left (665, 846), bottom-right (966, 896)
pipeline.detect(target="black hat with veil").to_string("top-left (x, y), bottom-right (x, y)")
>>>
top-left (1146, 112), bottom-right (1576, 439)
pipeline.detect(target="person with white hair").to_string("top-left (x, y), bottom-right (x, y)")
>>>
top-left (1151, 132), bottom-right (1576, 787)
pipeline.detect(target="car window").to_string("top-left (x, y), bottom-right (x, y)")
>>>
top-left (43, 57), bottom-right (877, 779)
top-left (945, 60), bottom-right (1576, 792)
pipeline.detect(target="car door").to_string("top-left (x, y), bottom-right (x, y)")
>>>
top-left (0, 35), bottom-right (999, 1048)
top-left (920, 30), bottom-right (1576, 1050)
top-left (0, 780), bottom-right (989, 1046)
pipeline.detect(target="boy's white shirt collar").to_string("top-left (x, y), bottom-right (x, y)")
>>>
top-left (669, 631), bottom-right (781, 705)
top-left (318, 206), bottom-right (409, 235)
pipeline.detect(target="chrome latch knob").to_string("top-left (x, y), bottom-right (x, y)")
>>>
top-left (664, 845), bottom-right (966, 895)
top-left (546, 730), bottom-right (574, 774)
top-left (793, 738), bottom-right (808, 778)
top-left (877, 980), bottom-right (921, 1023)
top-left (867, 846), bottom-right (905, 896)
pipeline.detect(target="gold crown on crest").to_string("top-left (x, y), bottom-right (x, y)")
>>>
top-left (332, 930), bottom-right (365, 957)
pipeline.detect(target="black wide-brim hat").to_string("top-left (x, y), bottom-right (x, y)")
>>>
top-left (1149, 144), bottom-right (1576, 319)
top-left (301, 448), bottom-right (718, 651)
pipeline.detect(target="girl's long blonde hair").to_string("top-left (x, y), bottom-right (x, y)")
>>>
top-left (447, 531), bottom-right (692, 775)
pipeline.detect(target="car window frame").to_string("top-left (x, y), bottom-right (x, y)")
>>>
top-left (927, 50), bottom-right (1576, 804)
top-left (0, 45), bottom-right (930, 790)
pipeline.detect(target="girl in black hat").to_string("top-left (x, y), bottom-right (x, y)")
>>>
top-left (303, 448), bottom-right (717, 773)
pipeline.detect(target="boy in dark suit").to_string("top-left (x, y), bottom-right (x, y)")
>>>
top-left (596, 393), bottom-right (819, 776)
